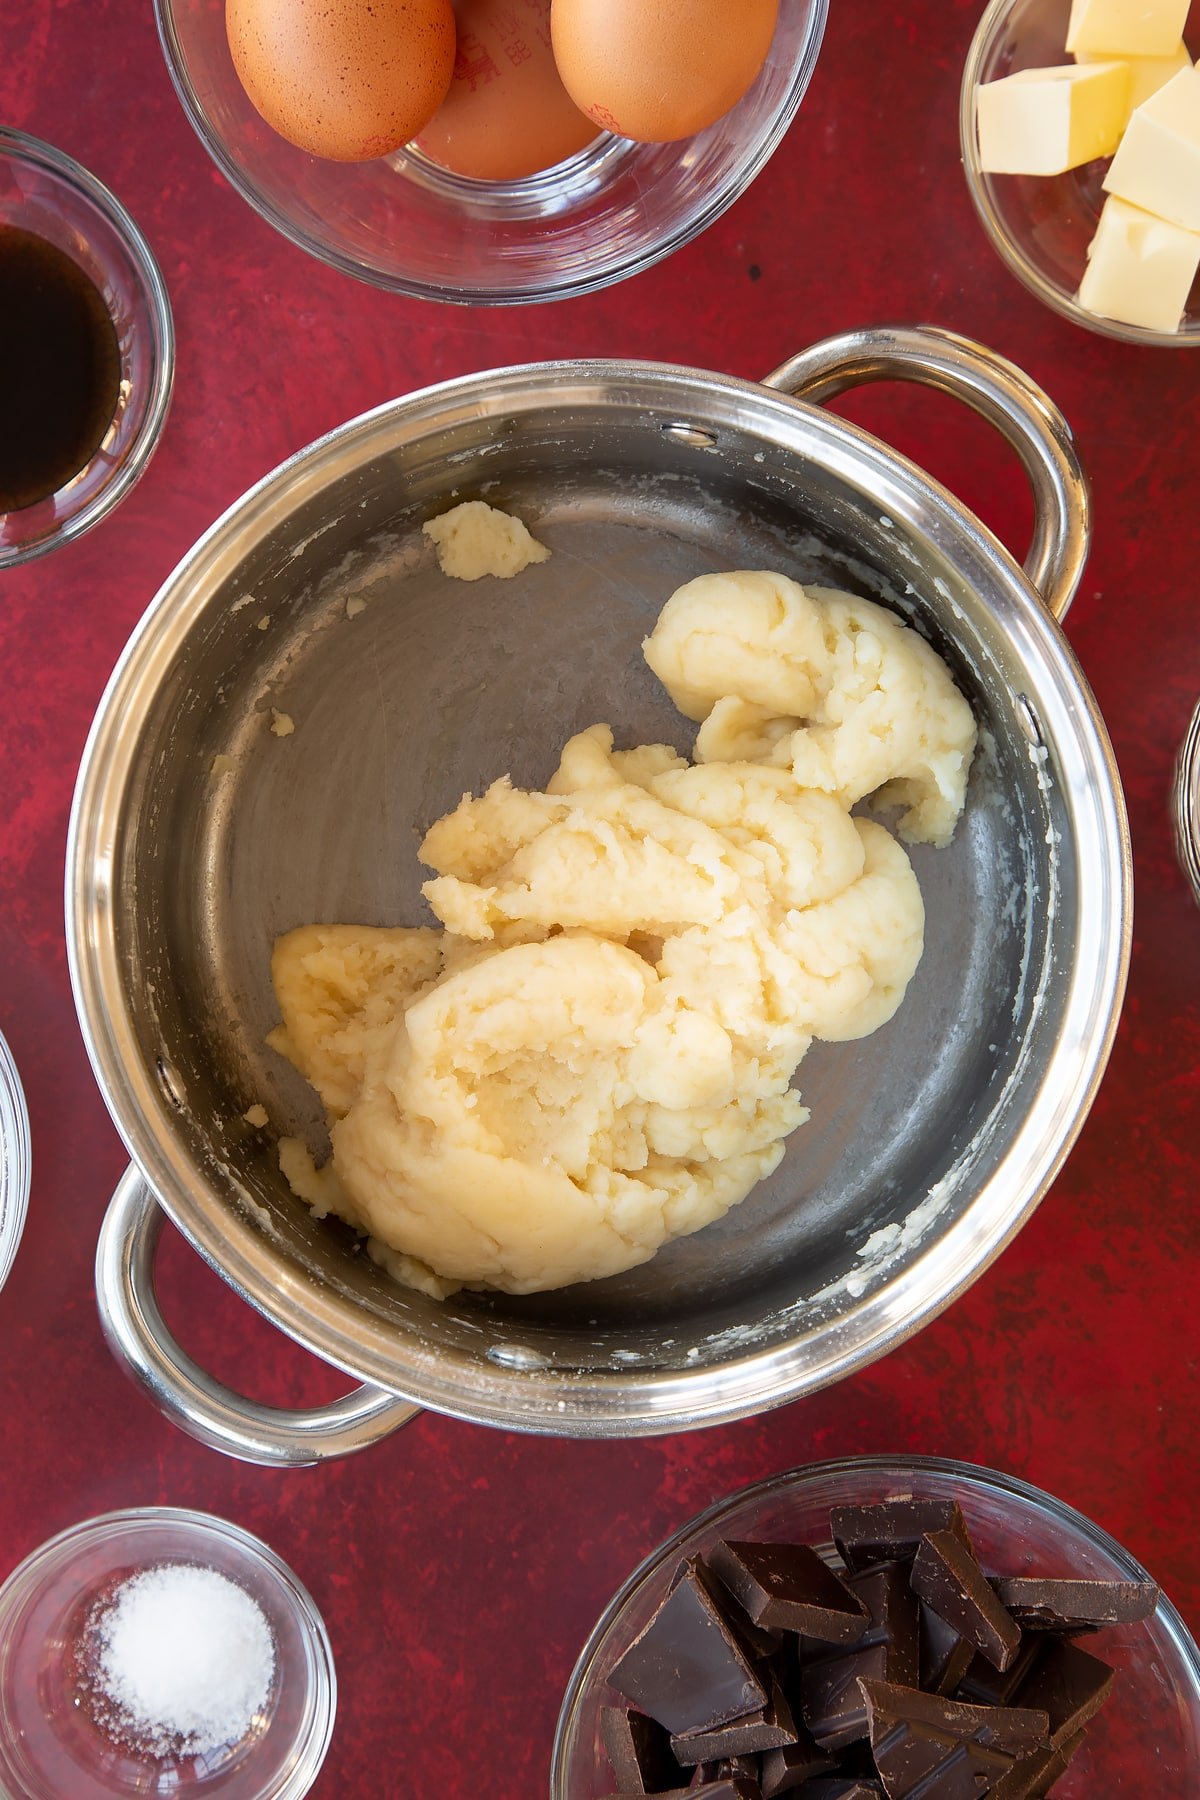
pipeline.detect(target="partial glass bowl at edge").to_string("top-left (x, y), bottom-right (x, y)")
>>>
top-left (0, 130), bottom-right (175, 568)
top-left (960, 0), bottom-right (1200, 345)
top-left (154, 0), bottom-right (828, 304)
top-left (0, 1030), bottom-right (30, 1295)
top-left (0, 1509), bottom-right (335, 1800)
top-left (551, 1456), bottom-right (1200, 1797)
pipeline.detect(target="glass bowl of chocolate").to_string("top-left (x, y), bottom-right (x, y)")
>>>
top-left (0, 1507), bottom-right (334, 1798)
top-left (552, 1456), bottom-right (1200, 1798)
top-left (0, 130), bottom-right (174, 569)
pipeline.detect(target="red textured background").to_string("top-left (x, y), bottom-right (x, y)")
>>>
top-left (2, 2), bottom-right (1199, 1795)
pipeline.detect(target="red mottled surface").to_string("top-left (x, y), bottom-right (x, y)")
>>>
top-left (1, 1), bottom-right (1198, 1795)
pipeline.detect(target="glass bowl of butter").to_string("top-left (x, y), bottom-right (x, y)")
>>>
top-left (961, 0), bottom-right (1200, 343)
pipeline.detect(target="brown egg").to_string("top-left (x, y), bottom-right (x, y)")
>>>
top-left (227, 0), bottom-right (457, 162)
top-left (550, 0), bottom-right (778, 143)
top-left (416, 0), bottom-right (598, 180)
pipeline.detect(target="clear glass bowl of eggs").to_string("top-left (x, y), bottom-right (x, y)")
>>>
top-left (961, 0), bottom-right (1200, 343)
top-left (155, 0), bottom-right (828, 303)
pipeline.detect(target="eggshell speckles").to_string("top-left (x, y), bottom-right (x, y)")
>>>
top-left (227, 0), bottom-right (456, 162)
top-left (416, 0), bottom-right (598, 180)
top-left (550, 0), bottom-right (779, 143)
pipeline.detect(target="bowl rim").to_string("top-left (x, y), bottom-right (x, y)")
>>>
top-left (0, 1029), bottom-right (30, 1297)
top-left (65, 358), bottom-right (1132, 1435)
top-left (959, 0), bottom-right (1200, 348)
top-left (151, 0), bottom-right (829, 305)
top-left (0, 128), bottom-right (177, 568)
top-left (550, 1452), bottom-right (1200, 1794)
top-left (0, 1506), bottom-right (336, 1800)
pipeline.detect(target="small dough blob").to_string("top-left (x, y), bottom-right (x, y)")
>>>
top-left (422, 501), bottom-right (550, 581)
top-left (268, 569), bottom-right (976, 1296)
top-left (644, 571), bottom-right (977, 847)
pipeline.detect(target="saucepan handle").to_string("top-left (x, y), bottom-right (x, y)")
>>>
top-left (95, 1165), bottom-right (420, 1467)
top-left (762, 324), bottom-right (1089, 623)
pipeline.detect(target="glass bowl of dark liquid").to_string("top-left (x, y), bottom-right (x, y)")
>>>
top-left (0, 131), bottom-right (174, 568)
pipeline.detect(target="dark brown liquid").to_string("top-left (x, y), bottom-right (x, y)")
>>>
top-left (0, 224), bottom-right (122, 512)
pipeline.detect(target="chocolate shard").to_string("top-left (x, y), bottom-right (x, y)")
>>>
top-left (917, 1604), bottom-right (974, 1697)
top-left (678, 1780), bottom-right (761, 1799)
top-left (672, 1675), bottom-right (799, 1764)
top-left (911, 1531), bottom-right (1021, 1672)
top-left (681, 1558), bottom-right (784, 1660)
top-left (786, 1782), bottom-right (884, 1798)
top-left (954, 1636), bottom-right (1041, 1709)
top-left (990, 1575), bottom-right (1159, 1632)
top-left (829, 1501), bottom-right (971, 1574)
top-left (1010, 1636), bottom-right (1115, 1747)
top-left (709, 1542), bottom-right (870, 1644)
top-left (599, 1791), bottom-right (692, 1799)
top-left (859, 1679), bottom-right (1049, 1799)
top-left (759, 1738), bottom-right (836, 1797)
top-left (601, 1706), bottom-right (686, 1794)
top-left (989, 1725), bottom-right (1087, 1800)
top-left (609, 1561), bottom-right (768, 1735)
top-left (800, 1564), bottom-right (920, 1751)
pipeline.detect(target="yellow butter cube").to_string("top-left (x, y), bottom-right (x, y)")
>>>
top-left (976, 62), bottom-right (1131, 175)
top-left (1076, 40), bottom-right (1192, 125)
top-left (1103, 66), bottom-right (1200, 231)
top-left (1078, 193), bottom-right (1200, 330)
top-left (1066, 0), bottom-right (1190, 58)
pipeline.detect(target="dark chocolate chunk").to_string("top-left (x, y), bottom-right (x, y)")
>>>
top-left (917, 1604), bottom-right (974, 1697)
top-left (829, 1502), bottom-right (971, 1574)
top-left (954, 1636), bottom-right (1041, 1709)
top-left (859, 1679), bottom-right (1049, 1798)
top-left (672, 1676), bottom-right (798, 1764)
top-left (801, 1641), bottom-right (891, 1753)
top-left (678, 1558), bottom-right (784, 1660)
top-left (800, 1564), bottom-right (920, 1751)
top-left (601, 1706), bottom-right (685, 1794)
top-left (1010, 1635), bottom-right (1114, 1746)
top-left (709, 1542), bottom-right (869, 1644)
top-left (991, 1575), bottom-right (1159, 1632)
top-left (788, 1783), bottom-right (884, 1798)
top-left (989, 1725), bottom-right (1086, 1799)
top-left (679, 1781), bottom-right (761, 1799)
top-left (599, 1791), bottom-right (691, 1799)
top-left (759, 1738), bottom-right (836, 1797)
top-left (911, 1531), bottom-right (1021, 1672)
top-left (610, 1563), bottom-right (768, 1735)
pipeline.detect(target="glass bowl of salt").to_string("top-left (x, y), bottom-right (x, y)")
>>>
top-left (0, 1507), bottom-right (334, 1797)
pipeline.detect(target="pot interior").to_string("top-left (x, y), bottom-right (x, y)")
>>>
top-left (100, 375), bottom-right (1083, 1419)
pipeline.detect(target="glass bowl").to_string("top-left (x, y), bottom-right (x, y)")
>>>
top-left (1173, 694), bottom-right (1200, 905)
top-left (0, 1508), bottom-right (335, 1798)
top-left (0, 131), bottom-right (175, 568)
top-left (552, 1455), bottom-right (1200, 1796)
top-left (960, 0), bottom-right (1200, 345)
top-left (0, 1031), bottom-right (29, 1295)
top-left (154, 0), bottom-right (827, 304)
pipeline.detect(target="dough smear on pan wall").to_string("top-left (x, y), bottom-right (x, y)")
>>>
top-left (267, 539), bottom-right (977, 1298)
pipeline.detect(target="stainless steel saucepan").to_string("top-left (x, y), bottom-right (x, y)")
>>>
top-left (67, 326), bottom-right (1131, 1466)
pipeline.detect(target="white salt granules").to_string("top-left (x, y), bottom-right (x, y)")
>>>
top-left (90, 1562), bottom-right (276, 1755)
